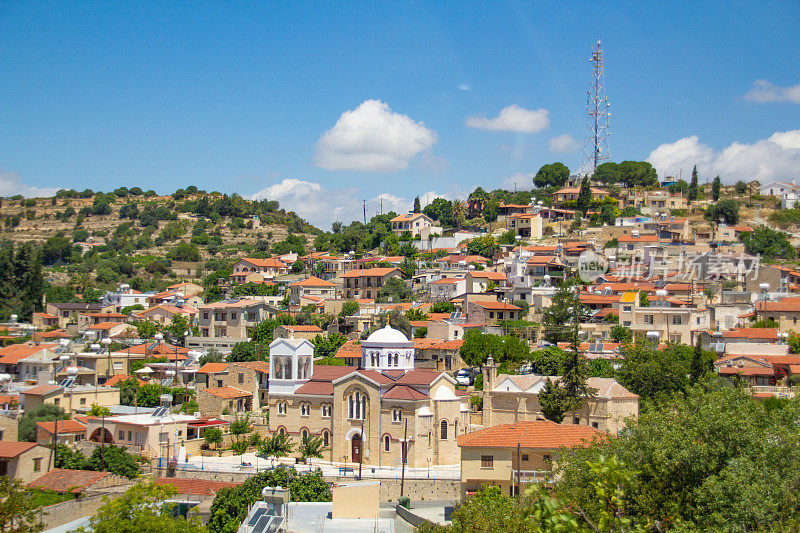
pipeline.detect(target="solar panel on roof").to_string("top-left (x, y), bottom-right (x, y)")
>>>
top-left (247, 508), bottom-right (268, 526)
top-left (161, 378), bottom-right (173, 387)
top-left (152, 406), bottom-right (168, 417)
top-left (59, 378), bottom-right (75, 388)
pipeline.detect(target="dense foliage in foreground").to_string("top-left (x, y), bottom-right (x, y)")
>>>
top-left (424, 382), bottom-right (800, 532)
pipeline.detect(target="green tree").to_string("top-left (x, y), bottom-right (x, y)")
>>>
top-left (0, 477), bottom-right (44, 533)
top-left (422, 197), bottom-right (456, 227)
top-left (229, 414), bottom-right (251, 462)
top-left (498, 230), bottom-right (517, 245)
top-left (413, 196), bottom-right (421, 213)
top-left (87, 445), bottom-right (141, 479)
top-left (207, 468), bottom-right (330, 533)
top-left (712, 175), bottom-right (722, 201)
top-left (18, 403), bottom-right (68, 442)
top-left (688, 165), bottom-right (699, 202)
top-left (576, 176), bottom-right (591, 215)
top-left (466, 236), bottom-right (499, 258)
top-left (593, 162), bottom-right (621, 185)
top-left (204, 427), bottom-right (223, 451)
top-left (88, 403), bottom-right (112, 417)
top-left (538, 378), bottom-right (570, 422)
top-left (556, 383), bottom-right (800, 530)
top-left (735, 180), bottom-right (748, 194)
top-left (339, 300), bottom-right (359, 317)
top-left (705, 199), bottom-right (740, 225)
top-left (298, 433), bottom-right (327, 462)
top-left (167, 242), bottom-right (200, 262)
top-left (430, 301), bottom-right (454, 313)
top-left (609, 324), bottom-right (632, 343)
top-left (689, 338), bottom-right (710, 384)
top-left (136, 320), bottom-right (158, 339)
top-left (136, 384), bottom-right (163, 407)
top-left (257, 433), bottom-right (295, 462)
top-left (542, 286), bottom-right (581, 344)
top-left (533, 162), bottom-right (570, 188)
top-left (377, 277), bottom-right (412, 303)
top-left (616, 342), bottom-right (714, 402)
top-left (82, 481), bottom-right (206, 533)
top-left (741, 225), bottom-right (796, 260)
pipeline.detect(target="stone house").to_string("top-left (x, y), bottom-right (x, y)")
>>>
top-left (390, 212), bottom-right (441, 238)
top-left (273, 325), bottom-right (324, 341)
top-left (482, 359), bottom-right (638, 435)
top-left (230, 258), bottom-right (290, 284)
top-left (466, 301), bottom-right (521, 326)
top-left (197, 386), bottom-right (253, 416)
top-left (0, 442), bottom-right (50, 483)
top-left (340, 267), bottom-right (403, 300)
top-left (506, 213), bottom-right (543, 239)
top-left (288, 276), bottom-right (336, 305)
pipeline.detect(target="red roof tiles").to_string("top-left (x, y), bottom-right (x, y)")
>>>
top-left (457, 420), bottom-right (603, 449)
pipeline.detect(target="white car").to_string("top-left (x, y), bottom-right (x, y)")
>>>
top-left (455, 368), bottom-right (473, 386)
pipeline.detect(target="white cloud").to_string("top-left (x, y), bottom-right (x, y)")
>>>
top-left (647, 130), bottom-right (800, 182)
top-left (419, 152), bottom-right (449, 172)
top-left (499, 143), bottom-right (535, 160)
top-left (743, 79), bottom-right (800, 104)
top-left (500, 173), bottom-right (534, 190)
top-left (0, 171), bottom-right (58, 198)
top-left (250, 178), bottom-right (433, 230)
top-left (465, 105), bottom-right (549, 133)
top-left (314, 99), bottom-right (438, 172)
top-left (548, 134), bottom-right (580, 154)
top-left (458, 83), bottom-right (471, 91)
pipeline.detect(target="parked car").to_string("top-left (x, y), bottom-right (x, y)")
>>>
top-left (455, 368), bottom-right (474, 386)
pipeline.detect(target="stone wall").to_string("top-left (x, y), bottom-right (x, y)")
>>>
top-left (155, 467), bottom-right (461, 502)
top-left (36, 494), bottom-right (110, 530)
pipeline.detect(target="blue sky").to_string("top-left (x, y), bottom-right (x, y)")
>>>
top-left (2, 1), bottom-right (800, 228)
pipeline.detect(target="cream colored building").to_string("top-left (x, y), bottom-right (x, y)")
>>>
top-left (458, 420), bottom-right (602, 496)
top-left (267, 328), bottom-right (468, 467)
top-left (482, 359), bottom-right (638, 435)
top-left (390, 212), bottom-right (440, 238)
top-left (506, 213), bottom-right (543, 240)
top-left (288, 276), bottom-right (336, 305)
top-left (0, 442), bottom-right (50, 483)
top-left (21, 384), bottom-right (119, 414)
top-left (755, 296), bottom-right (800, 331)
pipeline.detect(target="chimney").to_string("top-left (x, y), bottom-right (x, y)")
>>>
top-left (484, 356), bottom-right (497, 391)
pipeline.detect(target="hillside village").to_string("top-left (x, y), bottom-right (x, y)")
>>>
top-left (2, 167), bottom-right (800, 531)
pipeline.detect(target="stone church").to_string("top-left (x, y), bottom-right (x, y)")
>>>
top-left (267, 325), bottom-right (469, 467)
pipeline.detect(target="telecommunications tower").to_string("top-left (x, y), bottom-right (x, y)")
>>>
top-left (581, 40), bottom-right (611, 176)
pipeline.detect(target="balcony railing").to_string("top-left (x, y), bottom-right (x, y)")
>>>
top-left (512, 469), bottom-right (550, 483)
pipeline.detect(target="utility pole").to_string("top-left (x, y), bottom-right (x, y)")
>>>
top-left (516, 442), bottom-right (521, 497)
top-left (363, 200), bottom-right (367, 225)
top-left (400, 419), bottom-right (408, 497)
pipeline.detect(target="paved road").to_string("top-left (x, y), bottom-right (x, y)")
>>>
top-left (180, 452), bottom-right (461, 480)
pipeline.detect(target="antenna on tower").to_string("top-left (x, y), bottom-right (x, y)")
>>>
top-left (581, 40), bottom-right (611, 178)
top-left (363, 200), bottom-right (367, 225)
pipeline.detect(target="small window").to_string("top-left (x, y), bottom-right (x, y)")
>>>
top-left (573, 417), bottom-right (580, 425)
top-left (321, 404), bottom-right (331, 418)
top-left (481, 455), bottom-right (493, 468)
top-left (33, 458), bottom-right (42, 472)
top-left (238, 373), bottom-right (244, 384)
top-left (277, 402), bottom-right (287, 415)
top-left (278, 427), bottom-right (285, 436)
top-left (384, 435), bottom-right (390, 452)
top-left (521, 454), bottom-right (529, 461)
top-left (217, 380), bottom-right (223, 388)
top-left (80, 398), bottom-right (86, 405)
top-left (301, 429), bottom-right (308, 440)
top-left (119, 430), bottom-right (125, 440)
top-left (543, 454), bottom-right (551, 462)
top-left (54, 398), bottom-right (60, 406)
top-left (440, 420), bottom-right (448, 440)
top-left (322, 430), bottom-right (329, 446)
top-left (301, 403), bottom-right (310, 416)
top-left (392, 409), bottom-right (402, 423)
top-left (128, 431), bottom-right (132, 441)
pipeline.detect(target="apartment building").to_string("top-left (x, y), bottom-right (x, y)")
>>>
top-left (288, 276), bottom-right (336, 305)
top-left (191, 299), bottom-right (273, 351)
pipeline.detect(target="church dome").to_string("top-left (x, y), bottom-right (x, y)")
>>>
top-left (365, 325), bottom-right (409, 344)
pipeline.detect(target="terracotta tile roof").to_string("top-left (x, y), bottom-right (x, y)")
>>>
top-left (334, 340), bottom-right (362, 359)
top-left (33, 312), bottom-right (58, 320)
top-left (294, 381), bottom-right (334, 395)
top-left (395, 369), bottom-right (446, 386)
top-left (112, 342), bottom-right (189, 358)
top-left (382, 384), bottom-right (428, 400)
top-left (36, 419), bottom-right (87, 434)
top-left (457, 420), bottom-right (603, 449)
top-left (341, 267), bottom-right (400, 278)
top-left (0, 344), bottom-right (58, 364)
top-left (200, 299), bottom-right (263, 310)
top-left (526, 255), bottom-right (563, 265)
top-left (81, 312), bottom-right (127, 319)
top-left (413, 338), bottom-right (443, 349)
top-left (289, 276), bottom-right (336, 288)
top-left (433, 339), bottom-right (464, 350)
top-left (310, 365), bottom-right (358, 380)
top-left (104, 374), bottom-right (146, 386)
top-left (431, 278), bottom-right (461, 285)
top-left (0, 441), bottom-right (38, 458)
top-left (88, 321), bottom-right (125, 331)
top-left (201, 387), bottom-right (252, 399)
top-left (29, 469), bottom-right (111, 493)
top-left (232, 361), bottom-right (271, 373)
top-left (23, 384), bottom-right (63, 396)
top-left (718, 366), bottom-right (775, 376)
top-left (357, 369), bottom-right (397, 385)
top-left (37, 329), bottom-right (69, 339)
top-left (471, 300), bottom-right (522, 311)
top-left (579, 294), bottom-right (621, 304)
top-left (617, 234), bottom-right (659, 243)
top-left (596, 282), bottom-right (655, 293)
top-left (0, 394), bottom-right (19, 406)
top-left (721, 328), bottom-right (778, 340)
top-left (281, 325), bottom-right (324, 332)
top-left (238, 257), bottom-right (288, 269)
top-left (391, 213), bottom-right (427, 222)
top-left (756, 296), bottom-right (800, 312)
top-left (197, 363), bottom-right (229, 374)
top-left (154, 477), bottom-right (239, 496)
top-left (469, 271), bottom-right (507, 280)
